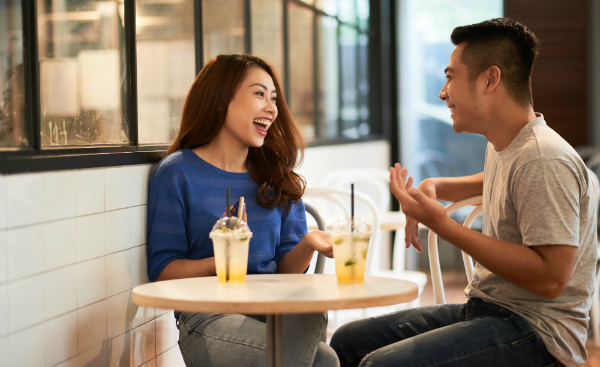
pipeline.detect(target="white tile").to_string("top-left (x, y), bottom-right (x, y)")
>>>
top-left (143, 357), bottom-right (157, 367)
top-left (131, 205), bottom-right (147, 246)
top-left (105, 167), bottom-right (131, 211)
top-left (7, 224), bottom-right (44, 281)
top-left (44, 170), bottom-right (76, 221)
top-left (133, 304), bottom-right (154, 330)
top-left (45, 310), bottom-right (78, 366)
top-left (106, 249), bottom-right (132, 297)
top-left (76, 213), bottom-right (106, 262)
top-left (56, 357), bottom-right (78, 367)
top-left (0, 230), bottom-right (6, 284)
top-left (157, 346), bottom-right (185, 367)
top-left (107, 331), bottom-right (130, 367)
top-left (130, 165), bottom-right (153, 207)
top-left (8, 274), bottom-right (45, 333)
top-left (0, 175), bottom-right (6, 229)
top-left (75, 169), bottom-right (104, 216)
top-left (78, 300), bottom-right (107, 354)
top-left (107, 290), bottom-right (136, 339)
top-left (0, 336), bottom-right (7, 367)
top-left (0, 283), bottom-right (7, 337)
top-left (156, 311), bottom-right (178, 355)
top-left (131, 245), bottom-right (149, 289)
top-left (77, 341), bottom-right (108, 367)
top-left (105, 208), bottom-right (131, 254)
top-left (77, 257), bottom-right (106, 307)
top-left (9, 323), bottom-right (45, 367)
top-left (45, 265), bottom-right (78, 319)
top-left (132, 320), bottom-right (156, 367)
top-left (6, 172), bottom-right (46, 228)
top-left (45, 218), bottom-right (78, 271)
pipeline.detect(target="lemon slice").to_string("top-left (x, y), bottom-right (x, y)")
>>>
top-left (334, 237), bottom-right (343, 245)
top-left (362, 248), bottom-right (368, 259)
top-left (345, 258), bottom-right (356, 266)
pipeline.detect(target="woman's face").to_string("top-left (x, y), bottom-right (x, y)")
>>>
top-left (222, 66), bottom-right (278, 148)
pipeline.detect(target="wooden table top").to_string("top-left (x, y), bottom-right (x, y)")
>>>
top-left (132, 274), bottom-right (418, 315)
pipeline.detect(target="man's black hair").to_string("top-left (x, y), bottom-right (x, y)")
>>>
top-left (451, 18), bottom-right (540, 106)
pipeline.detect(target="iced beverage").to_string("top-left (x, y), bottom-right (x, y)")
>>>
top-left (331, 217), bottom-right (371, 283)
top-left (210, 218), bottom-right (252, 283)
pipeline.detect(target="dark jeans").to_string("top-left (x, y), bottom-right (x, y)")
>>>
top-left (330, 298), bottom-right (563, 367)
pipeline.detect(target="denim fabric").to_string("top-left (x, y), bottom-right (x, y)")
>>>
top-left (330, 298), bottom-right (563, 367)
top-left (177, 312), bottom-right (339, 367)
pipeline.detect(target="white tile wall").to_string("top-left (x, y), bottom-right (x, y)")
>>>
top-left (9, 323), bottom-right (45, 367)
top-left (45, 218), bottom-right (78, 271)
top-left (0, 174), bottom-right (6, 230)
top-left (0, 163), bottom-right (189, 366)
top-left (75, 169), bottom-right (104, 216)
top-left (44, 170), bottom-right (76, 222)
top-left (7, 225), bottom-right (44, 281)
top-left (105, 208), bottom-right (131, 254)
top-left (105, 167), bottom-right (131, 211)
top-left (6, 172), bottom-right (45, 228)
top-left (77, 257), bottom-right (106, 307)
top-left (8, 274), bottom-right (45, 333)
top-left (45, 310), bottom-right (78, 366)
top-left (45, 265), bottom-right (78, 319)
top-left (76, 213), bottom-right (106, 262)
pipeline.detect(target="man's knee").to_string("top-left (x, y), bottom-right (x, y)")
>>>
top-left (312, 342), bottom-right (340, 367)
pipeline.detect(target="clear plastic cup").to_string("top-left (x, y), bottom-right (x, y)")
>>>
top-left (331, 217), bottom-right (371, 283)
top-left (209, 217), bottom-right (252, 283)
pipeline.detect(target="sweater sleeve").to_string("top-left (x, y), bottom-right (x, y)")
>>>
top-left (273, 200), bottom-right (308, 265)
top-left (147, 181), bottom-right (189, 282)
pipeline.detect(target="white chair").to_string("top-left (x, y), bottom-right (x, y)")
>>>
top-left (586, 168), bottom-right (600, 348)
top-left (428, 195), bottom-right (482, 305)
top-left (318, 169), bottom-right (428, 308)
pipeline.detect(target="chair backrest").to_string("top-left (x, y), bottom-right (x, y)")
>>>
top-left (428, 195), bottom-right (483, 304)
top-left (587, 167), bottom-right (600, 208)
top-left (319, 168), bottom-right (392, 211)
top-left (304, 186), bottom-right (381, 275)
top-left (304, 202), bottom-right (327, 274)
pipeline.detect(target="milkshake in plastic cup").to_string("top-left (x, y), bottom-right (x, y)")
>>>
top-left (331, 217), bottom-right (371, 283)
top-left (210, 217), bottom-right (252, 283)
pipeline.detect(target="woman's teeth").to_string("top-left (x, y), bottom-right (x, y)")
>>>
top-left (253, 119), bottom-right (271, 128)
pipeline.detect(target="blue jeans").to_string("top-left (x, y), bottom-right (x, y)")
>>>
top-left (330, 298), bottom-right (563, 367)
top-left (178, 312), bottom-right (339, 367)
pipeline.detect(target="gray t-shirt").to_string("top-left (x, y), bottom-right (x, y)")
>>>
top-left (465, 114), bottom-right (597, 367)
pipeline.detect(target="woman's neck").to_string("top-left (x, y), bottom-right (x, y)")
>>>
top-left (192, 135), bottom-right (249, 173)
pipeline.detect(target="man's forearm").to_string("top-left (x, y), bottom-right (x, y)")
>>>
top-left (428, 172), bottom-right (484, 202)
top-left (435, 218), bottom-right (576, 299)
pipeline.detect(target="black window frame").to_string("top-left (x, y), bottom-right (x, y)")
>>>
top-left (0, 0), bottom-right (396, 174)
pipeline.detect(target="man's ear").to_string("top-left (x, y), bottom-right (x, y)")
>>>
top-left (485, 65), bottom-right (501, 93)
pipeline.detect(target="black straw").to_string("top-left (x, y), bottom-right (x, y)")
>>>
top-left (351, 183), bottom-right (354, 232)
top-left (226, 188), bottom-right (231, 217)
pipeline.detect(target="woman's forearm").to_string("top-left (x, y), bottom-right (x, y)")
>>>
top-left (277, 238), bottom-right (315, 274)
top-left (155, 257), bottom-right (216, 281)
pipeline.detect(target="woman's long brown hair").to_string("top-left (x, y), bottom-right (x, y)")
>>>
top-left (166, 54), bottom-right (306, 210)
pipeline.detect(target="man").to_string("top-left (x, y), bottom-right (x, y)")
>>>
top-left (329, 18), bottom-right (596, 367)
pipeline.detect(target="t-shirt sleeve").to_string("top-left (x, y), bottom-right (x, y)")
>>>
top-left (273, 200), bottom-right (308, 264)
top-left (512, 159), bottom-right (581, 247)
top-left (147, 181), bottom-right (189, 281)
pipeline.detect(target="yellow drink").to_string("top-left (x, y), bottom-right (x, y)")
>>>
top-left (210, 232), bottom-right (252, 283)
top-left (332, 233), bottom-right (370, 283)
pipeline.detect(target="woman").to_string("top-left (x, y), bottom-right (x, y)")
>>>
top-left (147, 54), bottom-right (338, 367)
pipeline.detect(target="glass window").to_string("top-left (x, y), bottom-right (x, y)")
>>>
top-left (250, 0), bottom-right (284, 81)
top-left (136, 0), bottom-right (196, 145)
top-left (202, 0), bottom-right (245, 63)
top-left (338, 0), bottom-right (357, 25)
top-left (399, 0), bottom-right (503, 185)
top-left (339, 24), bottom-right (358, 138)
top-left (0, 0), bottom-right (28, 149)
top-left (37, 0), bottom-right (128, 147)
top-left (316, 15), bottom-right (338, 139)
top-left (288, 2), bottom-right (314, 139)
top-left (315, 0), bottom-right (337, 16)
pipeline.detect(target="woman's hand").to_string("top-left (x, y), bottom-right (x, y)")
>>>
top-left (304, 230), bottom-right (334, 258)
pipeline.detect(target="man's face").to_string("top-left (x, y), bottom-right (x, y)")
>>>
top-left (439, 43), bottom-right (483, 134)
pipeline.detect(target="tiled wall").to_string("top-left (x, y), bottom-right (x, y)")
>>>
top-left (0, 164), bottom-right (185, 367)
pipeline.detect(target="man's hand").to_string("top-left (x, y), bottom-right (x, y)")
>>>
top-left (390, 163), bottom-right (449, 239)
top-left (404, 179), bottom-right (438, 253)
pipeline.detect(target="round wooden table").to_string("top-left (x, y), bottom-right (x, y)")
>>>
top-left (132, 273), bottom-right (418, 367)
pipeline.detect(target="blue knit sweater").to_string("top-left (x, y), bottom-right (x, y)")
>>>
top-left (147, 148), bottom-right (307, 282)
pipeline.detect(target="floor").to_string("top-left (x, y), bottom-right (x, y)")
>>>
top-left (329, 271), bottom-right (600, 366)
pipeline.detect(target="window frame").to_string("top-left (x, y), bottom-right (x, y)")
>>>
top-left (0, 0), bottom-right (393, 174)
